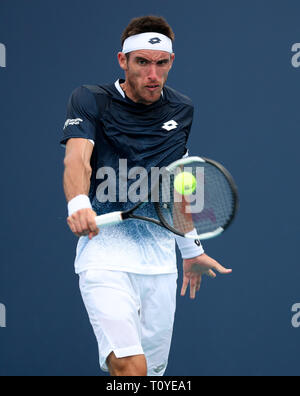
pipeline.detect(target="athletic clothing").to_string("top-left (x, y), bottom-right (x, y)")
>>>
top-left (61, 80), bottom-right (195, 375)
top-left (79, 269), bottom-right (177, 376)
top-left (75, 205), bottom-right (177, 275)
top-left (61, 79), bottom-right (194, 275)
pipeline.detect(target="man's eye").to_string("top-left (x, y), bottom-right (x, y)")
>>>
top-left (157, 60), bottom-right (169, 65)
top-left (138, 60), bottom-right (147, 65)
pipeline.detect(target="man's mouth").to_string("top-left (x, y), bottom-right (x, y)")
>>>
top-left (145, 84), bottom-right (160, 91)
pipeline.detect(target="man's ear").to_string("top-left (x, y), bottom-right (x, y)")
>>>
top-left (118, 52), bottom-right (128, 71)
top-left (169, 53), bottom-right (175, 70)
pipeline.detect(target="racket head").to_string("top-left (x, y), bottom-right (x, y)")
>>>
top-left (155, 156), bottom-right (239, 240)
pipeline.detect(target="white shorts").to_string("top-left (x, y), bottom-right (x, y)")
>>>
top-left (79, 269), bottom-right (177, 376)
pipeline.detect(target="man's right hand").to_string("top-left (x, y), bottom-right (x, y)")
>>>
top-left (67, 208), bottom-right (99, 240)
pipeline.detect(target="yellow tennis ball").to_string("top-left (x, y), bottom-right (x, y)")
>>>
top-left (174, 172), bottom-right (197, 195)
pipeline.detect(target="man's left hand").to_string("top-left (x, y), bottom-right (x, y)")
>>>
top-left (181, 253), bottom-right (232, 299)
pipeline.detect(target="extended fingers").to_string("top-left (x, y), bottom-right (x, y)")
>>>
top-left (203, 256), bottom-right (232, 275)
top-left (196, 275), bottom-right (202, 292)
top-left (206, 269), bottom-right (216, 278)
top-left (181, 273), bottom-right (203, 299)
top-left (181, 275), bottom-right (190, 297)
top-left (189, 276), bottom-right (196, 299)
top-left (213, 262), bottom-right (232, 274)
top-left (189, 275), bottom-right (202, 299)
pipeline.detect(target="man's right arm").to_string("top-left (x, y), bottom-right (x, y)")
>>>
top-left (63, 138), bottom-right (99, 239)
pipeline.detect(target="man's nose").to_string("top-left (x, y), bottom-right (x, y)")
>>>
top-left (147, 64), bottom-right (159, 81)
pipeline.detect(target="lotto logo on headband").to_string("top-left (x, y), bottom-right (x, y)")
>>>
top-left (122, 32), bottom-right (173, 54)
top-left (149, 37), bottom-right (162, 45)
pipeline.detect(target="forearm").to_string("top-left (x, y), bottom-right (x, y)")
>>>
top-left (63, 159), bottom-right (92, 202)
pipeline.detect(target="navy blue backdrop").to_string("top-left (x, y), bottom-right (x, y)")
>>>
top-left (0, 0), bottom-right (299, 376)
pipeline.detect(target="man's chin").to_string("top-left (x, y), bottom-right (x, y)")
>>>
top-left (140, 90), bottom-right (161, 105)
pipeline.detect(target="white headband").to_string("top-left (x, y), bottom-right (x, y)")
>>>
top-left (122, 32), bottom-right (173, 54)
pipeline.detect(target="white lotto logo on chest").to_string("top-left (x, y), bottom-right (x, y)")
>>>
top-left (162, 120), bottom-right (178, 131)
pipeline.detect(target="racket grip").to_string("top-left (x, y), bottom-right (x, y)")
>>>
top-left (95, 211), bottom-right (123, 227)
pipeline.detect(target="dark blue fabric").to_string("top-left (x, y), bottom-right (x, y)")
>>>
top-left (61, 80), bottom-right (193, 207)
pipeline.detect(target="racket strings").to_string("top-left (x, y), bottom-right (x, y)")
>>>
top-left (158, 161), bottom-right (236, 236)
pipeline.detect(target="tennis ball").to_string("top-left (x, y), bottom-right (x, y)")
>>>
top-left (174, 172), bottom-right (197, 195)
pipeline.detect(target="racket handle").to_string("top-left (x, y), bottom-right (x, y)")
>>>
top-left (95, 211), bottom-right (123, 227)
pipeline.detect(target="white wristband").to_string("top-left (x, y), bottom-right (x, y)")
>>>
top-left (175, 230), bottom-right (204, 259)
top-left (68, 194), bottom-right (92, 217)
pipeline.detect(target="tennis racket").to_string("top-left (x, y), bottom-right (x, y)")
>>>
top-left (95, 156), bottom-right (239, 240)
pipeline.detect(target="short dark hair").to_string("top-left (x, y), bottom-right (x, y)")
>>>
top-left (121, 15), bottom-right (175, 46)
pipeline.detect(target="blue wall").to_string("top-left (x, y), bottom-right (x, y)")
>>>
top-left (0, 0), bottom-right (299, 376)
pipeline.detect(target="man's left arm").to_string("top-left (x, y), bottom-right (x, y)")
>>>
top-left (175, 103), bottom-right (232, 299)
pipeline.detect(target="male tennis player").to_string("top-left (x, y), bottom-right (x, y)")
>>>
top-left (61, 16), bottom-right (232, 376)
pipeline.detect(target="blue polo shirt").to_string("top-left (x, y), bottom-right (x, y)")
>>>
top-left (61, 79), bottom-right (194, 274)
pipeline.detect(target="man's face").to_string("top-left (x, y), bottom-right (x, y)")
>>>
top-left (118, 50), bottom-right (175, 105)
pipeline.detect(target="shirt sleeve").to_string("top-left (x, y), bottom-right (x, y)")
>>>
top-left (60, 86), bottom-right (98, 147)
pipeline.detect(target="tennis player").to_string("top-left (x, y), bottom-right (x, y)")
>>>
top-left (61, 15), bottom-right (232, 376)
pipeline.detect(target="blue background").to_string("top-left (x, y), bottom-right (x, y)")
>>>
top-left (0, 0), bottom-right (299, 376)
